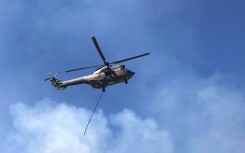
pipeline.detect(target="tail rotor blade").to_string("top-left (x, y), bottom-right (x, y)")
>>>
top-left (54, 72), bottom-right (60, 77)
top-left (44, 77), bottom-right (51, 81)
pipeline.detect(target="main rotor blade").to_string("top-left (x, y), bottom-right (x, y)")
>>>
top-left (65, 65), bottom-right (102, 73)
top-left (92, 37), bottom-right (106, 63)
top-left (110, 53), bottom-right (150, 64)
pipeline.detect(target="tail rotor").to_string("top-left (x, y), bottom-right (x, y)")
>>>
top-left (44, 72), bottom-right (60, 81)
top-left (44, 72), bottom-right (62, 88)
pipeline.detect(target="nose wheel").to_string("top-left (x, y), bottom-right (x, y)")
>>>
top-left (102, 87), bottom-right (105, 92)
top-left (125, 79), bottom-right (128, 84)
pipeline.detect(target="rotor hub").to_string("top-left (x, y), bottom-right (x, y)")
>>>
top-left (105, 62), bottom-right (109, 66)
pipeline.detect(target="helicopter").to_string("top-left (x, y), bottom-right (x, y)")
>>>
top-left (44, 37), bottom-right (150, 92)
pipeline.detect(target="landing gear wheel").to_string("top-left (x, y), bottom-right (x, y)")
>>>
top-left (125, 79), bottom-right (128, 84)
top-left (102, 88), bottom-right (105, 92)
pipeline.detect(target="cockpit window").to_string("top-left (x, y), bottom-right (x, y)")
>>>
top-left (123, 68), bottom-right (127, 73)
top-left (93, 66), bottom-right (107, 74)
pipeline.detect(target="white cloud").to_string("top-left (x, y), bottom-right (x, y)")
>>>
top-left (186, 85), bottom-right (245, 153)
top-left (108, 109), bottom-right (173, 153)
top-left (1, 98), bottom-right (173, 153)
top-left (148, 74), bottom-right (245, 153)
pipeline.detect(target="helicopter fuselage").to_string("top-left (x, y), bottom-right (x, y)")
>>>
top-left (45, 37), bottom-right (149, 92)
top-left (53, 65), bottom-right (135, 91)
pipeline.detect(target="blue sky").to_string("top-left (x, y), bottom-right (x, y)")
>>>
top-left (0, 0), bottom-right (245, 153)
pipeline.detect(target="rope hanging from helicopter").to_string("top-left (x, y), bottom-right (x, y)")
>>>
top-left (84, 91), bottom-right (104, 136)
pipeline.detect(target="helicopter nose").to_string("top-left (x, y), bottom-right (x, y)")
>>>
top-left (127, 70), bottom-right (135, 76)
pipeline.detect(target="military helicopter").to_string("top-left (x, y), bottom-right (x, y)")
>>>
top-left (44, 37), bottom-right (150, 92)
